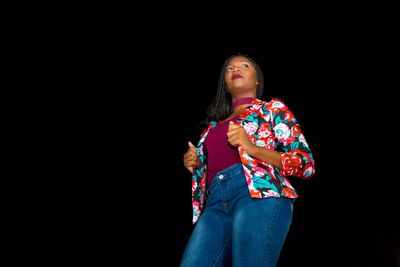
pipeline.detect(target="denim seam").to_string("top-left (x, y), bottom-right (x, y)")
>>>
top-left (212, 233), bottom-right (232, 267)
top-left (263, 198), bottom-right (280, 266)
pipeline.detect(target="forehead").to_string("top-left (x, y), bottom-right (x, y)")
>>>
top-left (227, 56), bottom-right (253, 65)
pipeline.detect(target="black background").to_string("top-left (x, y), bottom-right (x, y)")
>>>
top-left (3, 2), bottom-right (399, 266)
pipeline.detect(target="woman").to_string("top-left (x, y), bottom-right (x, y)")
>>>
top-left (180, 54), bottom-right (315, 267)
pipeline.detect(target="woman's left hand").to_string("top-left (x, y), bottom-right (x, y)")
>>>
top-left (227, 121), bottom-right (256, 155)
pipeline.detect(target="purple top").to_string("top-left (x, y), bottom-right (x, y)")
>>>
top-left (204, 97), bottom-right (255, 187)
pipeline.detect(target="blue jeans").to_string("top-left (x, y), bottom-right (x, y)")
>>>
top-left (180, 163), bottom-right (293, 267)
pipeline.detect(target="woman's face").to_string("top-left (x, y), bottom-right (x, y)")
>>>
top-left (224, 56), bottom-right (258, 98)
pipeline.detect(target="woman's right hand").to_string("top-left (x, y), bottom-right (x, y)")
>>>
top-left (183, 141), bottom-right (198, 174)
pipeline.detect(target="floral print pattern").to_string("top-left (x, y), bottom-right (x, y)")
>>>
top-left (191, 98), bottom-right (315, 224)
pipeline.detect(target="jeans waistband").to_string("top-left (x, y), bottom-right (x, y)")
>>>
top-left (208, 163), bottom-right (244, 192)
top-left (217, 163), bottom-right (244, 177)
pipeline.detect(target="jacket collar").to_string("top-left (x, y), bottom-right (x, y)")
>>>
top-left (217, 97), bottom-right (263, 123)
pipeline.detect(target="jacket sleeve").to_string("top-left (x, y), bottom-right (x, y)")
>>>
top-left (270, 99), bottom-right (315, 179)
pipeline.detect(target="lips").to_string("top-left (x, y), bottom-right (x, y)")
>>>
top-left (232, 73), bottom-right (243, 80)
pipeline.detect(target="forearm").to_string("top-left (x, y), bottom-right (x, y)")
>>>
top-left (247, 145), bottom-right (283, 170)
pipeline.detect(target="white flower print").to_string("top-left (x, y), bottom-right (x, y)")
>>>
top-left (273, 122), bottom-right (290, 143)
top-left (272, 101), bottom-right (285, 108)
top-left (258, 127), bottom-right (271, 138)
top-left (243, 122), bottom-right (258, 135)
top-left (299, 134), bottom-right (309, 146)
top-left (255, 140), bottom-right (266, 147)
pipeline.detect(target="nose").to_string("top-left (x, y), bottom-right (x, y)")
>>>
top-left (233, 67), bottom-right (240, 72)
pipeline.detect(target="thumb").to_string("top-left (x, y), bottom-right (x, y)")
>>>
top-left (188, 141), bottom-right (195, 148)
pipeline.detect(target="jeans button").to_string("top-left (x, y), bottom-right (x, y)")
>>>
top-left (218, 174), bottom-right (224, 180)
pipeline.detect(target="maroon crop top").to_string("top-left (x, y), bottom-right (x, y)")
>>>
top-left (204, 97), bottom-right (255, 187)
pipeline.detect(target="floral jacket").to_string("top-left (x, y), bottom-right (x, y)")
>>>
top-left (191, 98), bottom-right (315, 224)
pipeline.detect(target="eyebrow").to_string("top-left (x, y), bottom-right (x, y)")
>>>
top-left (227, 61), bottom-right (251, 66)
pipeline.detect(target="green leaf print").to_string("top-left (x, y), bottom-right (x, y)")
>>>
top-left (252, 176), bottom-right (277, 191)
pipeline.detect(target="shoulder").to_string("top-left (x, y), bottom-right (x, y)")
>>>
top-left (263, 97), bottom-right (290, 112)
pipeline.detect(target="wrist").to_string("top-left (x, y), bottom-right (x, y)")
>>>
top-left (247, 144), bottom-right (259, 157)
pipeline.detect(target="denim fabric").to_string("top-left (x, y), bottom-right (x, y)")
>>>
top-left (180, 163), bottom-right (293, 267)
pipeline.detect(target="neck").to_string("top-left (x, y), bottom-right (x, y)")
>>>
top-left (232, 96), bottom-right (255, 110)
top-left (231, 93), bottom-right (256, 101)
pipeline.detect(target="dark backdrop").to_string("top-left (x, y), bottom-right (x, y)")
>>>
top-left (3, 2), bottom-right (398, 267)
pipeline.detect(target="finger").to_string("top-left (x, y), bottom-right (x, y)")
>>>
top-left (185, 152), bottom-right (195, 160)
top-left (229, 133), bottom-right (240, 145)
top-left (183, 156), bottom-right (195, 164)
top-left (229, 125), bottom-right (240, 132)
top-left (184, 153), bottom-right (196, 162)
top-left (227, 127), bottom-right (239, 138)
top-left (227, 137), bottom-right (237, 146)
top-left (189, 153), bottom-right (198, 160)
top-left (188, 141), bottom-right (196, 148)
top-left (184, 148), bottom-right (196, 157)
top-left (186, 166), bottom-right (193, 174)
top-left (228, 121), bottom-right (240, 129)
top-left (185, 160), bottom-right (197, 168)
